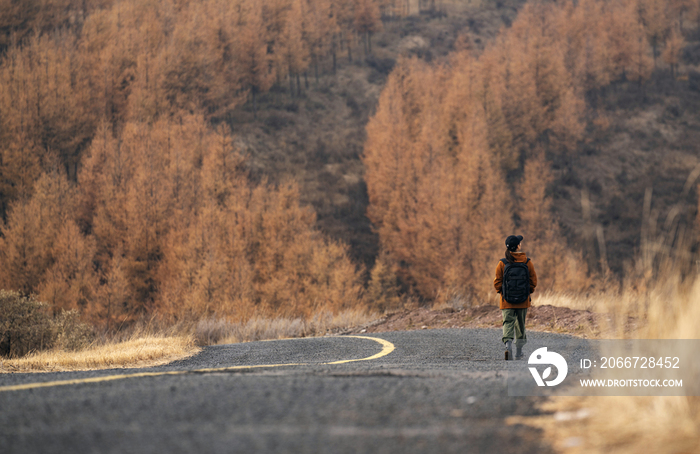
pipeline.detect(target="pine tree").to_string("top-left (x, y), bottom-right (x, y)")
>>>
top-left (353, 0), bottom-right (382, 56)
top-left (37, 220), bottom-right (98, 314)
top-left (331, 0), bottom-right (357, 63)
top-left (302, 0), bottom-right (336, 84)
top-left (237, 2), bottom-right (275, 117)
top-left (662, 26), bottom-right (686, 78)
top-left (628, 22), bottom-right (655, 84)
top-left (517, 152), bottom-right (589, 290)
top-left (280, 0), bottom-right (310, 95)
top-left (0, 171), bottom-right (80, 297)
top-left (639, 0), bottom-right (671, 67)
top-left (93, 252), bottom-right (130, 329)
top-left (669, 0), bottom-right (697, 31)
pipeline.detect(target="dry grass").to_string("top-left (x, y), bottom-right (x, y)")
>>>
top-left (0, 308), bottom-right (375, 373)
top-left (0, 335), bottom-right (200, 373)
top-left (194, 308), bottom-right (377, 345)
top-left (512, 277), bottom-right (700, 453)
top-left (531, 291), bottom-right (605, 312)
top-left (509, 395), bottom-right (700, 454)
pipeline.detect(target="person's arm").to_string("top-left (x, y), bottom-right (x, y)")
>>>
top-left (528, 260), bottom-right (537, 294)
top-left (494, 261), bottom-right (504, 293)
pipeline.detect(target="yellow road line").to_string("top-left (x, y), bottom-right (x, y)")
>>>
top-left (325, 336), bottom-right (395, 365)
top-left (0, 370), bottom-right (187, 392)
top-left (0, 336), bottom-right (394, 393)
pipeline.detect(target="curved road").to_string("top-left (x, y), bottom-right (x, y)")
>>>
top-left (0, 329), bottom-right (579, 453)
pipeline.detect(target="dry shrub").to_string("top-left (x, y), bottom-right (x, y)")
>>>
top-left (52, 310), bottom-right (94, 352)
top-left (0, 291), bottom-right (53, 358)
top-left (305, 308), bottom-right (377, 335)
top-left (432, 287), bottom-right (470, 311)
top-left (193, 318), bottom-right (237, 346)
top-left (532, 291), bottom-right (613, 313)
top-left (0, 291), bottom-right (93, 358)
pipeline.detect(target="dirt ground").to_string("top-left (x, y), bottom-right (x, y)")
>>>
top-left (345, 304), bottom-right (607, 338)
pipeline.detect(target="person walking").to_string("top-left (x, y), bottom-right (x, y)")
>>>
top-left (493, 235), bottom-right (537, 360)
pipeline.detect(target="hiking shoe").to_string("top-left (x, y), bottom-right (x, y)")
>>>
top-left (504, 340), bottom-right (513, 361)
top-left (514, 345), bottom-right (523, 360)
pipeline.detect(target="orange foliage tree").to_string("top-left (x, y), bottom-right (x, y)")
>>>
top-left (639, 0), bottom-right (671, 66)
top-left (78, 115), bottom-right (361, 323)
top-left (0, 171), bottom-right (97, 313)
top-left (662, 26), bottom-right (686, 77)
top-left (364, 58), bottom-right (513, 302)
top-left (279, 0), bottom-right (310, 95)
top-left (354, 0), bottom-right (382, 56)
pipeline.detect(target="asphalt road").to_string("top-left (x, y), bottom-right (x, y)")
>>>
top-left (0, 329), bottom-right (581, 453)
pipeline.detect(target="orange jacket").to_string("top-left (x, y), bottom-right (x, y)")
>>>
top-left (493, 251), bottom-right (537, 309)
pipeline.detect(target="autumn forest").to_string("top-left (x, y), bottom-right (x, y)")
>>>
top-left (0, 0), bottom-right (698, 336)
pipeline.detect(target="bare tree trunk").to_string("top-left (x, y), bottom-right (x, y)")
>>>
top-left (252, 86), bottom-right (257, 118)
top-left (107, 297), bottom-right (112, 332)
top-left (332, 39), bottom-right (337, 74)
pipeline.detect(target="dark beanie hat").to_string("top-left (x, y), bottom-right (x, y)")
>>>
top-left (505, 235), bottom-right (523, 251)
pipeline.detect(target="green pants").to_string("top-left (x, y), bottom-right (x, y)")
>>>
top-left (502, 308), bottom-right (527, 346)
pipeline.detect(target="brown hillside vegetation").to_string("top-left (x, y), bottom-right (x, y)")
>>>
top-left (0, 0), bottom-right (399, 330)
top-left (0, 115), bottom-right (363, 327)
top-left (227, 0), bottom-right (528, 269)
top-left (363, 0), bottom-right (700, 303)
top-left (0, 0), bottom-right (528, 337)
top-left (0, 0), bottom-right (397, 216)
top-left (1, 0), bottom-right (700, 348)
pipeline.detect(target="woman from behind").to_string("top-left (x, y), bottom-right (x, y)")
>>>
top-left (493, 235), bottom-right (537, 360)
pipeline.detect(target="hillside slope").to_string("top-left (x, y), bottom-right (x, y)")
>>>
top-left (552, 72), bottom-right (700, 275)
top-left (229, 0), bottom-right (527, 269)
top-left (236, 2), bottom-right (700, 281)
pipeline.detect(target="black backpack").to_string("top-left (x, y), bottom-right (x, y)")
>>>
top-left (500, 258), bottom-right (530, 305)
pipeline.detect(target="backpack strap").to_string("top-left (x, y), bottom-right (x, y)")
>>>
top-left (525, 258), bottom-right (530, 263)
